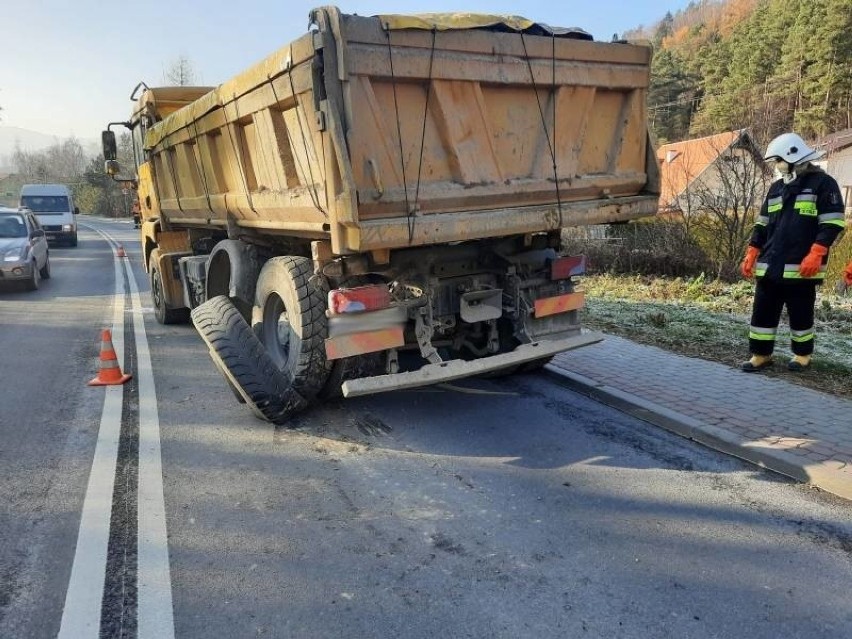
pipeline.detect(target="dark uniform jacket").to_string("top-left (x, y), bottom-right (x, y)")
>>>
top-left (750, 167), bottom-right (845, 283)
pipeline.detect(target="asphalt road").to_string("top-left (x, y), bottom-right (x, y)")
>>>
top-left (0, 225), bottom-right (115, 638)
top-left (1, 218), bottom-right (851, 639)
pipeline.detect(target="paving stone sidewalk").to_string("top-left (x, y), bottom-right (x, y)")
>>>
top-left (548, 333), bottom-right (852, 501)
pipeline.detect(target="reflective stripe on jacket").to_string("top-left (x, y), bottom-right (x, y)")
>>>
top-left (749, 168), bottom-right (845, 282)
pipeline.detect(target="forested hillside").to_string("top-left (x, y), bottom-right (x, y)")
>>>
top-left (628, 0), bottom-right (852, 145)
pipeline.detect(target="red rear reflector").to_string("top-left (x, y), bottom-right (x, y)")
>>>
top-left (534, 291), bottom-right (585, 317)
top-left (325, 326), bottom-right (405, 360)
top-left (551, 255), bottom-right (586, 280)
top-left (328, 285), bottom-right (391, 314)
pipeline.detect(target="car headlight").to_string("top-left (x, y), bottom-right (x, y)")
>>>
top-left (3, 247), bottom-right (26, 261)
top-left (62, 224), bottom-right (73, 232)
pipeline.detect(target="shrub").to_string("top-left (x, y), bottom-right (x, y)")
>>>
top-left (826, 228), bottom-right (851, 290)
top-left (563, 215), bottom-right (851, 286)
top-left (562, 221), bottom-right (713, 278)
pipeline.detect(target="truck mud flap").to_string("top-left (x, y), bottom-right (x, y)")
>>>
top-left (341, 331), bottom-right (604, 398)
top-left (191, 295), bottom-right (308, 424)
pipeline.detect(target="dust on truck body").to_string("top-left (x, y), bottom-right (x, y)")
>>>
top-left (104, 6), bottom-right (660, 423)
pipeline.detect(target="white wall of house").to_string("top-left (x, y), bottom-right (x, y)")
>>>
top-left (825, 146), bottom-right (852, 214)
top-left (673, 151), bottom-right (765, 214)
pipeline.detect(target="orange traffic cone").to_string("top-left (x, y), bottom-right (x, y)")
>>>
top-left (88, 329), bottom-right (132, 386)
top-left (116, 244), bottom-right (126, 258)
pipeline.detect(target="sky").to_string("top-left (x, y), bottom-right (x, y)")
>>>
top-left (1, 0), bottom-right (688, 141)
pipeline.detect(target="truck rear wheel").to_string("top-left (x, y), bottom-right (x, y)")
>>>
top-left (151, 264), bottom-right (189, 325)
top-left (252, 256), bottom-right (332, 400)
top-left (191, 295), bottom-right (308, 424)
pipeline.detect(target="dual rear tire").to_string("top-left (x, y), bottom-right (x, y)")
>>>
top-left (191, 295), bottom-right (308, 424)
top-left (191, 256), bottom-right (333, 424)
top-left (251, 256), bottom-right (332, 400)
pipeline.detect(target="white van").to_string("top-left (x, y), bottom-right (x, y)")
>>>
top-left (19, 184), bottom-right (78, 246)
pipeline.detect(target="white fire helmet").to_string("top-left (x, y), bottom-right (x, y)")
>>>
top-left (763, 132), bottom-right (825, 166)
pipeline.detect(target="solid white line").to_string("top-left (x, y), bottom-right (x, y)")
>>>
top-left (123, 241), bottom-right (176, 639)
top-left (57, 249), bottom-right (127, 638)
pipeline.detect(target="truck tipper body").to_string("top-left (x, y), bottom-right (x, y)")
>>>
top-left (104, 6), bottom-right (660, 423)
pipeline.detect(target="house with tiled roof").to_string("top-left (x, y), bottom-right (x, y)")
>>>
top-left (814, 128), bottom-right (852, 215)
top-left (657, 129), bottom-right (765, 214)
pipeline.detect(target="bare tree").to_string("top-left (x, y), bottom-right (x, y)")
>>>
top-left (660, 144), bottom-right (704, 236)
top-left (684, 132), bottom-right (769, 279)
top-left (164, 56), bottom-right (198, 86)
top-left (12, 142), bottom-right (51, 181)
top-left (12, 138), bottom-right (87, 182)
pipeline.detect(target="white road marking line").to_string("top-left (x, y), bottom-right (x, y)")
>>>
top-left (124, 240), bottom-right (176, 639)
top-left (57, 250), bottom-right (126, 639)
top-left (59, 225), bottom-right (175, 638)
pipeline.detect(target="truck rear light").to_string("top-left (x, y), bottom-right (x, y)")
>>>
top-left (550, 255), bottom-right (586, 280)
top-left (328, 284), bottom-right (391, 314)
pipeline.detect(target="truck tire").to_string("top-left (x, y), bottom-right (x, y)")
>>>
top-left (205, 239), bottom-right (262, 322)
top-left (191, 295), bottom-right (308, 424)
top-left (151, 264), bottom-right (189, 325)
top-left (212, 357), bottom-right (247, 404)
top-left (252, 256), bottom-right (332, 400)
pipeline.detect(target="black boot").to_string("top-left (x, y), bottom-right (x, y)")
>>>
top-left (787, 355), bottom-right (811, 372)
top-left (741, 355), bottom-right (773, 372)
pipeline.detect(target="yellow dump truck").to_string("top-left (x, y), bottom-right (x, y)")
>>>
top-left (103, 6), bottom-right (659, 423)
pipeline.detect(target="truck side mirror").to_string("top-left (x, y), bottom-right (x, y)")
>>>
top-left (74, 206), bottom-right (80, 215)
top-left (103, 130), bottom-right (121, 176)
top-left (102, 130), bottom-right (118, 161)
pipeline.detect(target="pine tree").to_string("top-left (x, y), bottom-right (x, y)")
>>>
top-left (649, 48), bottom-right (696, 142)
top-left (641, 0), bottom-right (850, 142)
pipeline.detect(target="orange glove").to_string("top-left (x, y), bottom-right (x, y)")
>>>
top-left (740, 245), bottom-right (760, 278)
top-left (799, 243), bottom-right (828, 278)
top-left (844, 261), bottom-right (852, 286)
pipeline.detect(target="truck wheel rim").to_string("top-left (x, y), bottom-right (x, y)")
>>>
top-left (152, 271), bottom-right (164, 310)
top-left (262, 293), bottom-right (292, 370)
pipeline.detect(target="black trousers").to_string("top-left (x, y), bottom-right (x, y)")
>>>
top-left (748, 278), bottom-right (817, 356)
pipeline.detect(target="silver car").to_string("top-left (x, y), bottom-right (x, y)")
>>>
top-left (0, 207), bottom-right (51, 291)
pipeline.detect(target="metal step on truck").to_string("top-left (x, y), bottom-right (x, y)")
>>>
top-left (102, 6), bottom-right (660, 423)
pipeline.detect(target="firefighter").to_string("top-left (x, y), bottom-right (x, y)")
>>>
top-left (740, 132), bottom-right (846, 372)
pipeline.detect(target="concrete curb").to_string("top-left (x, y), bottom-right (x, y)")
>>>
top-left (544, 364), bottom-right (852, 502)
